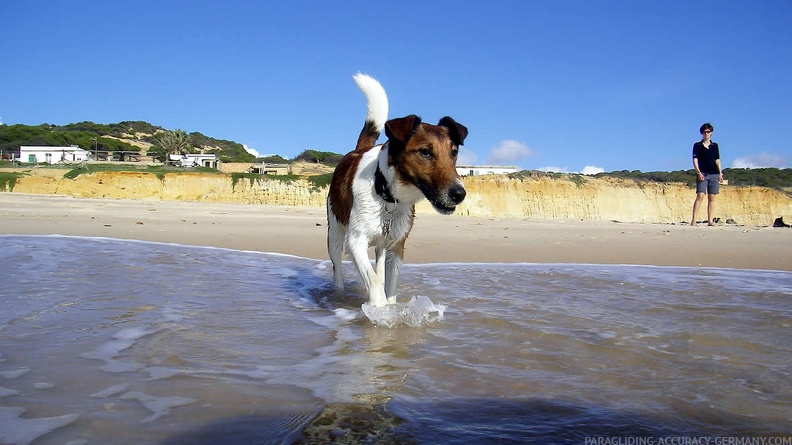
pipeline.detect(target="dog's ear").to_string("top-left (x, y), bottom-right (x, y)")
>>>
top-left (438, 116), bottom-right (468, 146)
top-left (385, 115), bottom-right (422, 144)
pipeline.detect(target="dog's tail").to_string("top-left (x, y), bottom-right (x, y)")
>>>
top-left (353, 73), bottom-right (388, 151)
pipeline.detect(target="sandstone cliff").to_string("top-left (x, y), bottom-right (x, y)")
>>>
top-left (453, 175), bottom-right (792, 225)
top-left (7, 170), bottom-right (792, 225)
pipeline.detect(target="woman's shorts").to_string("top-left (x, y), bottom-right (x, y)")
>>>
top-left (696, 173), bottom-right (720, 194)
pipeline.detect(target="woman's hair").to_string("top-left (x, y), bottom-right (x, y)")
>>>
top-left (699, 122), bottom-right (714, 134)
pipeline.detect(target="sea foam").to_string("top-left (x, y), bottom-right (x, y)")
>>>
top-left (362, 295), bottom-right (446, 327)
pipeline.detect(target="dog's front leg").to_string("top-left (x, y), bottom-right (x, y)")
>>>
top-left (384, 250), bottom-right (402, 304)
top-left (374, 245), bottom-right (387, 283)
top-left (349, 242), bottom-right (388, 307)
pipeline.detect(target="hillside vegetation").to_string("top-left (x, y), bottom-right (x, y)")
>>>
top-left (513, 168), bottom-right (792, 191)
top-left (0, 121), bottom-right (256, 163)
top-left (2, 121), bottom-right (791, 191)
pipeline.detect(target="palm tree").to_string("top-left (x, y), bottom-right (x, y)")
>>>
top-left (158, 129), bottom-right (191, 155)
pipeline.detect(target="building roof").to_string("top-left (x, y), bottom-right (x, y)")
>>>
top-left (20, 145), bottom-right (88, 152)
top-left (456, 164), bottom-right (518, 169)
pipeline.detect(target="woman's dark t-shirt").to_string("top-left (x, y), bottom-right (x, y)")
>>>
top-left (692, 141), bottom-right (720, 174)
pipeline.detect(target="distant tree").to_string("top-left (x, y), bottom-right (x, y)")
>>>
top-left (322, 153), bottom-right (344, 166)
top-left (157, 129), bottom-right (191, 155)
top-left (59, 121), bottom-right (111, 135)
top-left (113, 121), bottom-right (162, 137)
top-left (147, 144), bottom-right (168, 163)
top-left (261, 155), bottom-right (289, 164)
top-left (294, 149), bottom-right (344, 166)
top-left (188, 131), bottom-right (256, 162)
top-left (725, 167), bottom-right (792, 188)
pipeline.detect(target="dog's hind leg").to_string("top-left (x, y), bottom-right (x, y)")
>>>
top-left (327, 219), bottom-right (346, 291)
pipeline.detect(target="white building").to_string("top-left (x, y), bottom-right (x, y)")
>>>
top-left (19, 145), bottom-right (91, 164)
top-left (168, 153), bottom-right (218, 168)
top-left (456, 165), bottom-right (519, 177)
top-left (250, 162), bottom-right (290, 175)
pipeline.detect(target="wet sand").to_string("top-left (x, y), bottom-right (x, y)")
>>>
top-left (1, 193), bottom-right (790, 271)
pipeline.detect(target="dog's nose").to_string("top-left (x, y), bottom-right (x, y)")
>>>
top-left (449, 184), bottom-right (466, 204)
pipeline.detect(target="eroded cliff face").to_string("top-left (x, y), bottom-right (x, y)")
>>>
top-left (9, 171), bottom-right (792, 225)
top-left (441, 175), bottom-right (792, 225)
top-left (13, 172), bottom-right (328, 206)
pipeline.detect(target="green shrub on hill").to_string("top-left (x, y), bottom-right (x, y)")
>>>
top-left (0, 171), bottom-right (25, 191)
top-left (0, 121), bottom-right (257, 163)
top-left (294, 149), bottom-right (344, 166)
top-left (593, 168), bottom-right (792, 190)
top-left (261, 155), bottom-right (289, 164)
top-left (306, 173), bottom-right (333, 189)
top-left (62, 164), bottom-right (218, 180)
top-left (507, 168), bottom-right (792, 192)
top-left (189, 131), bottom-right (255, 163)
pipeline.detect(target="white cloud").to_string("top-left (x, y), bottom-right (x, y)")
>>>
top-left (486, 140), bottom-right (533, 165)
top-left (242, 144), bottom-right (261, 158)
top-left (731, 153), bottom-right (788, 169)
top-left (537, 166), bottom-right (570, 173)
top-left (537, 165), bottom-right (604, 175)
top-left (580, 165), bottom-right (605, 175)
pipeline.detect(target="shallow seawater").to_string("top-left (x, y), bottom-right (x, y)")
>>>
top-left (0, 235), bottom-right (790, 444)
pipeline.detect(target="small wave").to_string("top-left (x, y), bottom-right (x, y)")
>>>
top-left (0, 407), bottom-right (80, 445)
top-left (362, 295), bottom-right (447, 327)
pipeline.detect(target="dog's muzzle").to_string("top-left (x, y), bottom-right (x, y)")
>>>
top-left (430, 183), bottom-right (466, 214)
top-left (448, 183), bottom-right (466, 205)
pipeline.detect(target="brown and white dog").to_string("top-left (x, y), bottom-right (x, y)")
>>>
top-left (327, 74), bottom-right (468, 307)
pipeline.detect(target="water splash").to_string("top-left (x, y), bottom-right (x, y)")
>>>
top-left (361, 295), bottom-right (446, 327)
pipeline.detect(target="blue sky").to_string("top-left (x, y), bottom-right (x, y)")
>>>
top-left (2, 1), bottom-right (790, 173)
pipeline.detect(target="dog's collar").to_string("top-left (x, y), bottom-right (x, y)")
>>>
top-left (375, 165), bottom-right (397, 204)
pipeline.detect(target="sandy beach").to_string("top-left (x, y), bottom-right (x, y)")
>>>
top-left (1, 193), bottom-right (790, 271)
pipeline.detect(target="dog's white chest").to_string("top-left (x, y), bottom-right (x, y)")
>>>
top-left (349, 202), bottom-right (411, 247)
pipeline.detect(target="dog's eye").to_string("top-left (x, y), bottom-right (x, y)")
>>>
top-left (451, 148), bottom-right (459, 159)
top-left (418, 148), bottom-right (433, 159)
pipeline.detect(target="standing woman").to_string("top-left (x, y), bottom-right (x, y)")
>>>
top-left (690, 122), bottom-right (724, 226)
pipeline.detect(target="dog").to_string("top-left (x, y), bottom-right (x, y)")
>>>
top-left (326, 73), bottom-right (468, 307)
